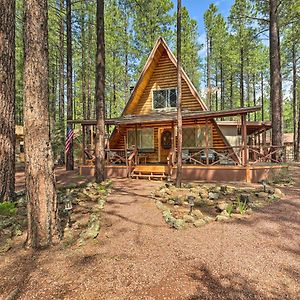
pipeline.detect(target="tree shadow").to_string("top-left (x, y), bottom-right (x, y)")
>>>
top-left (187, 264), bottom-right (295, 300)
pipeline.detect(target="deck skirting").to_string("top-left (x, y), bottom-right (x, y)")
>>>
top-left (79, 164), bottom-right (287, 183)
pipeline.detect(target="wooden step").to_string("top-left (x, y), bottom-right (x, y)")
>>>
top-left (133, 165), bottom-right (168, 173)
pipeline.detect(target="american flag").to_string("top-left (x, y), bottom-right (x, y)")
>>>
top-left (65, 127), bottom-right (74, 154)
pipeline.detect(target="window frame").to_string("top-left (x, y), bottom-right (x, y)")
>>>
top-left (127, 128), bottom-right (154, 150)
top-left (182, 125), bottom-right (213, 149)
top-left (152, 87), bottom-right (177, 110)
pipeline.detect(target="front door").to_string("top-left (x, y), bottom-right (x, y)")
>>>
top-left (159, 128), bottom-right (173, 163)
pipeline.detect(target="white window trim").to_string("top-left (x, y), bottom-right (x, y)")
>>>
top-left (152, 87), bottom-right (177, 111)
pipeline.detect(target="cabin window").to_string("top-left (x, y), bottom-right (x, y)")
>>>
top-left (183, 126), bottom-right (213, 148)
top-left (127, 128), bottom-right (154, 150)
top-left (153, 88), bottom-right (177, 109)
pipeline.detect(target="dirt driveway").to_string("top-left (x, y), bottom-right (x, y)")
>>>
top-left (1, 167), bottom-right (300, 299)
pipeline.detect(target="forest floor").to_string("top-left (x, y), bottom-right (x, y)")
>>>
top-left (1, 165), bottom-right (300, 299)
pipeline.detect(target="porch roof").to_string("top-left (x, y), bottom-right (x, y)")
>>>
top-left (217, 120), bottom-right (271, 135)
top-left (68, 106), bottom-right (262, 126)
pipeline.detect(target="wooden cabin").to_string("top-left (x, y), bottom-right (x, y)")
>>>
top-left (70, 38), bottom-right (287, 183)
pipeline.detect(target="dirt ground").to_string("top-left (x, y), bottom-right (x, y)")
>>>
top-left (1, 166), bottom-right (300, 300)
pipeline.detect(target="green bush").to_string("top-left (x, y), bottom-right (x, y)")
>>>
top-left (0, 202), bottom-right (17, 216)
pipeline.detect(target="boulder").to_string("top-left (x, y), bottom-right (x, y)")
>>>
top-left (209, 192), bottom-right (220, 200)
top-left (192, 209), bottom-right (204, 220)
top-left (216, 201), bottom-right (228, 211)
top-left (183, 214), bottom-right (195, 223)
top-left (203, 215), bottom-right (214, 223)
top-left (216, 214), bottom-right (230, 221)
top-left (274, 188), bottom-right (284, 199)
top-left (156, 201), bottom-right (168, 212)
top-left (256, 192), bottom-right (269, 199)
top-left (193, 219), bottom-right (206, 228)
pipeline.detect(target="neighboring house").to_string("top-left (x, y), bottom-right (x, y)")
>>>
top-left (266, 133), bottom-right (294, 161)
top-left (70, 37), bottom-right (285, 183)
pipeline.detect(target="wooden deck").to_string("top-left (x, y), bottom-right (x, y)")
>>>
top-left (79, 163), bottom-right (287, 183)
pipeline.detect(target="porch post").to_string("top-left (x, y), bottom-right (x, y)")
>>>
top-left (205, 118), bottom-right (209, 165)
top-left (90, 125), bottom-right (94, 149)
top-left (135, 124), bottom-right (138, 149)
top-left (262, 125), bottom-right (267, 160)
top-left (82, 124), bottom-right (86, 165)
top-left (241, 113), bottom-right (248, 166)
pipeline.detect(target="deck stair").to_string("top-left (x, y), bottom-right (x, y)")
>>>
top-left (130, 165), bottom-right (168, 180)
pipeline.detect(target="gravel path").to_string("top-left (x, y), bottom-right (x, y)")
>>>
top-left (1, 167), bottom-right (300, 299)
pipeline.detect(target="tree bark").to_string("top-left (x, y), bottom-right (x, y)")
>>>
top-left (253, 74), bottom-right (257, 121)
top-left (95, 0), bottom-right (106, 183)
top-left (24, 0), bottom-right (57, 248)
top-left (261, 71), bottom-right (264, 121)
top-left (292, 42), bottom-right (297, 160)
top-left (59, 0), bottom-right (65, 164)
top-left (240, 47), bottom-right (244, 107)
top-left (176, 0), bottom-right (182, 188)
top-left (81, 0), bottom-right (87, 120)
top-left (269, 0), bottom-right (283, 147)
top-left (66, 0), bottom-right (74, 170)
top-left (0, 0), bottom-right (16, 202)
top-left (206, 35), bottom-right (212, 110)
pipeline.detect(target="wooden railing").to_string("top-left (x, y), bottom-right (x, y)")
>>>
top-left (248, 146), bottom-right (286, 164)
top-left (168, 145), bottom-right (286, 167)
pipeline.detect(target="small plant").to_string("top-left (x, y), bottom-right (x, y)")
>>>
top-left (226, 203), bottom-right (233, 217)
top-left (0, 201), bottom-right (17, 216)
top-left (237, 198), bottom-right (248, 215)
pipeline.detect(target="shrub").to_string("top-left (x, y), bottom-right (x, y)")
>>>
top-left (0, 202), bottom-right (17, 216)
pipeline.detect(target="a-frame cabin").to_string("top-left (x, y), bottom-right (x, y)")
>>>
top-left (70, 38), bottom-right (286, 183)
top-left (109, 37), bottom-right (229, 164)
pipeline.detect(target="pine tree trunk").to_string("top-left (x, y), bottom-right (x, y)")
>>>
top-left (215, 63), bottom-right (218, 111)
top-left (292, 42), bottom-right (297, 160)
top-left (261, 71), bottom-right (264, 121)
top-left (59, 0), bottom-right (65, 164)
top-left (240, 47), bottom-right (244, 107)
top-left (206, 35), bottom-right (212, 110)
top-left (269, 0), bottom-right (283, 148)
top-left (176, 0), bottom-right (182, 188)
top-left (81, 0), bottom-right (87, 120)
top-left (0, 0), bottom-right (16, 202)
top-left (253, 74), bottom-right (257, 121)
top-left (66, 0), bottom-right (74, 170)
top-left (95, 0), bottom-right (106, 183)
top-left (24, 0), bottom-right (57, 248)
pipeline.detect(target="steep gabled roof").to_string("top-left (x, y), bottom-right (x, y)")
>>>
top-left (122, 37), bottom-right (208, 115)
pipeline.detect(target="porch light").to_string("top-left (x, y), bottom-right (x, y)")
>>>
top-left (187, 195), bottom-right (195, 215)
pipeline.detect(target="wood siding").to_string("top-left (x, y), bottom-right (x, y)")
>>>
top-left (125, 50), bottom-right (203, 115)
top-left (109, 119), bottom-right (227, 163)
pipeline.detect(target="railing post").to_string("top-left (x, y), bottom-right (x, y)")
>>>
top-left (241, 114), bottom-right (248, 166)
top-left (205, 118), bottom-right (209, 165)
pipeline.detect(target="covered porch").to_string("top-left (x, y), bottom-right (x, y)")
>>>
top-left (69, 106), bottom-right (287, 183)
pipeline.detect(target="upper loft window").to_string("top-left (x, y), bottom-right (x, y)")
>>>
top-left (153, 88), bottom-right (177, 110)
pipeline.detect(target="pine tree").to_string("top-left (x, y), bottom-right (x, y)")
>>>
top-left (24, 0), bottom-right (58, 248)
top-left (0, 0), bottom-right (16, 202)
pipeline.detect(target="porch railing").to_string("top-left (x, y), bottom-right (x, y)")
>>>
top-left (168, 145), bottom-right (286, 167)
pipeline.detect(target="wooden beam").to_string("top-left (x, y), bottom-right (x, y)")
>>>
top-left (241, 114), bottom-right (248, 166)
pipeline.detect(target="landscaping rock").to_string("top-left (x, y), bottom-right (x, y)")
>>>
top-left (274, 188), bottom-right (284, 199)
top-left (183, 214), bottom-right (195, 223)
top-left (192, 209), bottom-right (204, 219)
top-left (174, 219), bottom-right (185, 230)
top-left (174, 195), bottom-right (185, 206)
top-left (216, 201), bottom-right (228, 211)
top-left (0, 238), bottom-right (12, 253)
top-left (216, 215), bottom-right (229, 221)
top-left (240, 194), bottom-right (251, 203)
top-left (198, 188), bottom-right (209, 199)
top-left (193, 219), bottom-right (206, 228)
top-left (156, 201), bottom-right (168, 211)
top-left (256, 192), bottom-right (269, 198)
top-left (167, 200), bottom-right (175, 205)
top-left (80, 214), bottom-right (100, 240)
top-left (203, 215), bottom-right (214, 223)
top-left (209, 192), bottom-right (219, 200)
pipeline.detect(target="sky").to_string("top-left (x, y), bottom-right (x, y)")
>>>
top-left (171, 0), bottom-right (234, 48)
